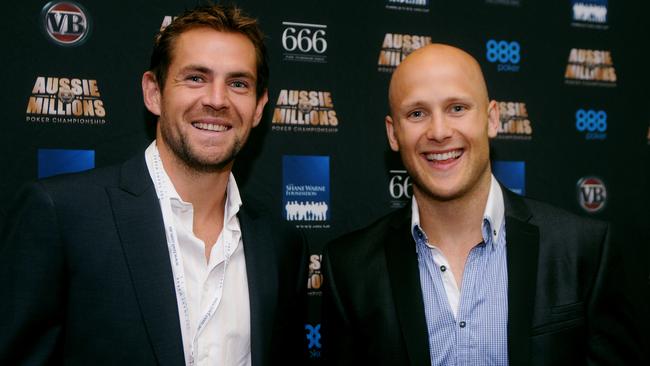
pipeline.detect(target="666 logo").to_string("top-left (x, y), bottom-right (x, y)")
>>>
top-left (577, 176), bottom-right (607, 213)
top-left (281, 21), bottom-right (327, 63)
top-left (389, 170), bottom-right (412, 208)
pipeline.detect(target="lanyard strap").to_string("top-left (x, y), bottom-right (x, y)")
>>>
top-left (150, 148), bottom-right (231, 366)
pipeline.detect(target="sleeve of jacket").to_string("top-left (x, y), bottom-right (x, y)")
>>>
top-left (320, 242), bottom-right (360, 366)
top-left (0, 182), bottom-right (66, 365)
top-left (586, 223), bottom-right (646, 365)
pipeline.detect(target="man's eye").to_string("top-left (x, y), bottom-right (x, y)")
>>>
top-left (409, 110), bottom-right (423, 118)
top-left (231, 80), bottom-right (247, 88)
top-left (187, 75), bottom-right (203, 82)
top-left (451, 105), bottom-right (466, 113)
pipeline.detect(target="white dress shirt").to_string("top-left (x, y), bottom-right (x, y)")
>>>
top-left (145, 142), bottom-right (251, 366)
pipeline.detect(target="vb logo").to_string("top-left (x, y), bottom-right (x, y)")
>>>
top-left (305, 324), bottom-right (322, 349)
top-left (41, 1), bottom-right (90, 46)
top-left (577, 177), bottom-right (607, 213)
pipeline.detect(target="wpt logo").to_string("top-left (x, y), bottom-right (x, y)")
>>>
top-left (486, 40), bottom-right (520, 72)
top-left (305, 323), bottom-right (322, 358)
top-left (41, 1), bottom-right (91, 46)
top-left (577, 176), bottom-right (607, 213)
top-left (575, 109), bottom-right (607, 140)
top-left (571, 0), bottom-right (608, 29)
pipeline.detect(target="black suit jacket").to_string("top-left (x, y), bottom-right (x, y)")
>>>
top-left (321, 188), bottom-right (643, 365)
top-left (0, 153), bottom-right (308, 366)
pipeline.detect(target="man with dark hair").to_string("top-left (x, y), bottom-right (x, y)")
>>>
top-left (0, 5), bottom-right (307, 366)
top-left (320, 44), bottom-right (644, 365)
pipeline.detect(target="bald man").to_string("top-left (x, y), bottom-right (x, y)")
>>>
top-left (320, 44), bottom-right (643, 365)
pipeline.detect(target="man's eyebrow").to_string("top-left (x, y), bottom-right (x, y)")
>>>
top-left (178, 64), bottom-right (212, 74)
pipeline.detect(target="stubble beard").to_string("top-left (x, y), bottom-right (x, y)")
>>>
top-left (160, 119), bottom-right (242, 174)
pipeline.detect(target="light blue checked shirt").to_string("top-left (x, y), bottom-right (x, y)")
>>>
top-left (412, 175), bottom-right (508, 366)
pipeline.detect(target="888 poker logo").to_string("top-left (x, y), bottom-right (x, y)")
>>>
top-left (486, 39), bottom-right (521, 72)
top-left (41, 1), bottom-right (91, 47)
top-left (575, 108), bottom-right (607, 140)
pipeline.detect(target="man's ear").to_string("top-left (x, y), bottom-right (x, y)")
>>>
top-left (385, 114), bottom-right (400, 152)
top-left (142, 71), bottom-right (162, 116)
top-left (252, 89), bottom-right (269, 128)
top-left (487, 100), bottom-right (499, 138)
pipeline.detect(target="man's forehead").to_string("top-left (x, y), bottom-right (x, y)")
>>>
top-left (389, 46), bottom-right (488, 105)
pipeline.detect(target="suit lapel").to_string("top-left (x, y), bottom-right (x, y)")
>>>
top-left (384, 207), bottom-right (431, 366)
top-left (107, 154), bottom-right (185, 366)
top-left (239, 209), bottom-right (277, 366)
top-left (503, 188), bottom-right (539, 365)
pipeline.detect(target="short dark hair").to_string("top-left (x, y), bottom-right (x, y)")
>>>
top-left (149, 4), bottom-right (268, 98)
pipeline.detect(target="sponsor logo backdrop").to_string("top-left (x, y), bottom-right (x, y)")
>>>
top-left (2, 0), bottom-right (649, 360)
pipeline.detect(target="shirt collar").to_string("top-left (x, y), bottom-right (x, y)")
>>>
top-left (411, 174), bottom-right (505, 249)
top-left (144, 141), bottom-right (243, 224)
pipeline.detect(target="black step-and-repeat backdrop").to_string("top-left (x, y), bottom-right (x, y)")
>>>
top-left (2, 0), bottom-right (649, 360)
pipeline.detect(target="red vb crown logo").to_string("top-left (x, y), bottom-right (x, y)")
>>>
top-left (577, 176), bottom-right (607, 213)
top-left (42, 1), bottom-right (91, 46)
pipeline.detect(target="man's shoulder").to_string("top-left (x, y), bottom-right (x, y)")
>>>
top-left (519, 194), bottom-right (607, 231)
top-left (326, 207), bottom-right (409, 256)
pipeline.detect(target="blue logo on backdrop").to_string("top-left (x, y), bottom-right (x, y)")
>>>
top-left (38, 148), bottom-right (94, 178)
top-left (493, 161), bottom-right (525, 195)
top-left (486, 40), bottom-right (521, 72)
top-left (283, 155), bottom-right (330, 229)
top-left (575, 109), bottom-right (607, 140)
top-left (571, 0), bottom-right (608, 29)
top-left (305, 323), bottom-right (322, 358)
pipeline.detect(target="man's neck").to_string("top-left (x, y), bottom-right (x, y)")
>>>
top-left (416, 173), bottom-right (492, 252)
top-left (156, 141), bottom-right (230, 262)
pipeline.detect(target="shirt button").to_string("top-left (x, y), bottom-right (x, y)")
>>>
top-left (440, 265), bottom-right (447, 272)
top-left (459, 321), bottom-right (466, 328)
top-left (493, 230), bottom-right (497, 236)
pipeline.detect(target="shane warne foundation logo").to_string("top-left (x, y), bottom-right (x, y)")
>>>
top-left (283, 155), bottom-right (331, 229)
top-left (565, 48), bottom-right (616, 87)
top-left (378, 33), bottom-right (432, 72)
top-left (281, 21), bottom-right (328, 63)
top-left (272, 90), bottom-right (339, 133)
top-left (26, 76), bottom-right (107, 125)
top-left (571, 0), bottom-right (608, 29)
top-left (385, 0), bottom-right (430, 13)
top-left (495, 101), bottom-right (532, 140)
top-left (41, 1), bottom-right (91, 46)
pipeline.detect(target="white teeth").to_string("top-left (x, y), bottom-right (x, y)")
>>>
top-left (425, 150), bottom-right (462, 161)
top-left (193, 122), bottom-right (228, 132)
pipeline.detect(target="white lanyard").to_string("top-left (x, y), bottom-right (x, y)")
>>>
top-left (150, 149), bottom-right (231, 366)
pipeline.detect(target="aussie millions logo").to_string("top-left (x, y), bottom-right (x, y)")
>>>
top-left (377, 33), bottom-right (432, 72)
top-left (577, 176), bottom-right (607, 213)
top-left (41, 1), bottom-right (91, 46)
top-left (272, 90), bottom-right (338, 133)
top-left (565, 48), bottom-right (616, 86)
top-left (26, 76), bottom-right (107, 125)
top-left (495, 101), bottom-right (532, 139)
